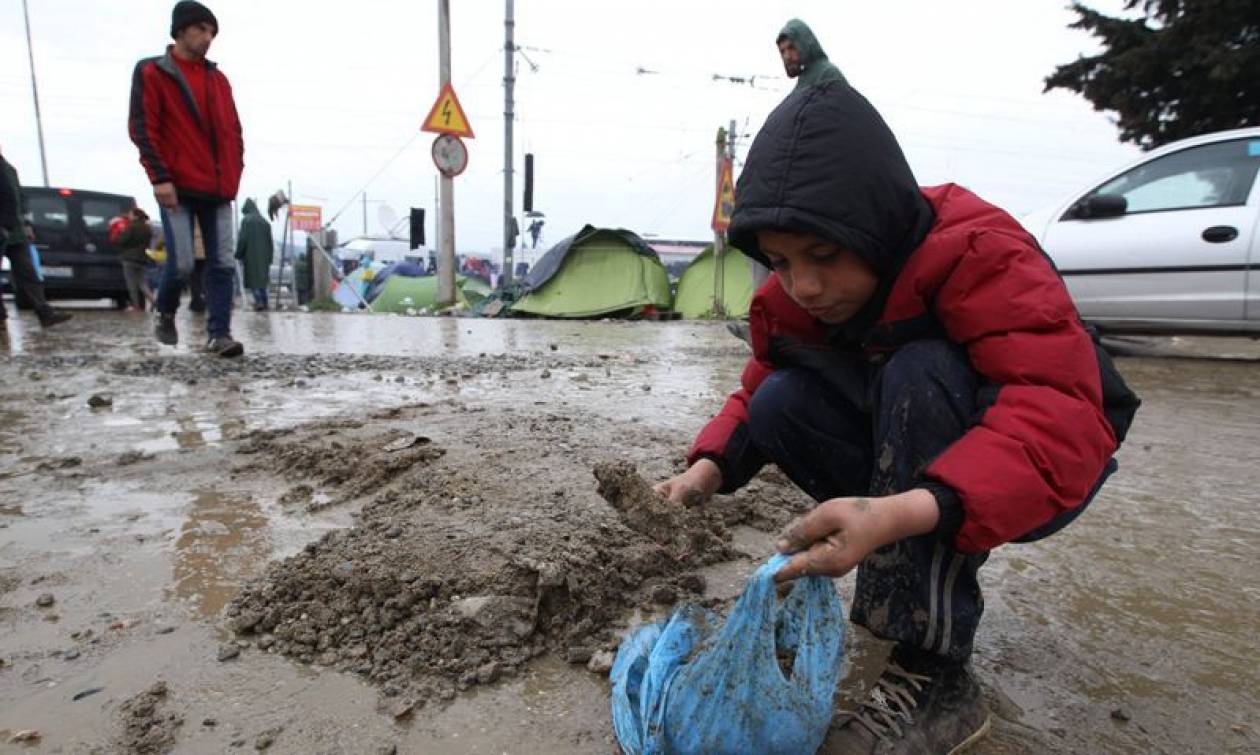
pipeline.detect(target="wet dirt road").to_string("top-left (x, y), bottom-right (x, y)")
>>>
top-left (1, 309), bottom-right (1257, 754)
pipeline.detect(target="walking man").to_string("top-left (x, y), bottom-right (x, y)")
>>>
top-left (1, 147), bottom-right (71, 328)
top-left (128, 0), bottom-right (244, 357)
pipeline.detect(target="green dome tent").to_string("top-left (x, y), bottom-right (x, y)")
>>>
top-left (512, 226), bottom-right (673, 318)
top-left (673, 245), bottom-right (754, 319)
top-left (369, 274), bottom-right (480, 312)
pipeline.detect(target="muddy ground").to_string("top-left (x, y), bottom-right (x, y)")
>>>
top-left (1, 309), bottom-right (1258, 754)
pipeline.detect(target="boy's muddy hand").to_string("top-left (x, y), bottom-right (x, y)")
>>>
top-left (653, 458), bottom-right (722, 507)
top-left (773, 489), bottom-right (940, 582)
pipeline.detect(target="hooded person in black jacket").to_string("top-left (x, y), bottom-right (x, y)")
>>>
top-left (657, 78), bottom-right (1137, 754)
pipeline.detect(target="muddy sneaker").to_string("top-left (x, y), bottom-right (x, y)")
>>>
top-left (825, 651), bottom-right (991, 754)
top-left (205, 335), bottom-right (244, 358)
top-left (39, 311), bottom-right (73, 328)
top-left (155, 313), bottom-right (178, 345)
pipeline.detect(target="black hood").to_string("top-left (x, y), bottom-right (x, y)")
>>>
top-left (728, 81), bottom-right (934, 282)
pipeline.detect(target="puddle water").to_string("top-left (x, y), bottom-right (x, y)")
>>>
top-left (171, 490), bottom-right (271, 619)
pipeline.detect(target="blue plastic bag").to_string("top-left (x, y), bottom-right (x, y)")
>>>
top-left (611, 554), bottom-right (844, 755)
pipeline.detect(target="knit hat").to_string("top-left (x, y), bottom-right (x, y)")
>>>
top-left (170, 1), bottom-right (218, 38)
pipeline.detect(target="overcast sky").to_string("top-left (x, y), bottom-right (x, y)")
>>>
top-left (0, 0), bottom-right (1141, 261)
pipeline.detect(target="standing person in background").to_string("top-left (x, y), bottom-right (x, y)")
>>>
top-left (128, 0), bottom-right (244, 357)
top-left (746, 19), bottom-right (850, 296)
top-left (0, 147), bottom-right (71, 328)
top-left (235, 199), bottom-right (273, 311)
top-left (116, 208), bottom-right (156, 312)
top-left (777, 19), bottom-right (848, 91)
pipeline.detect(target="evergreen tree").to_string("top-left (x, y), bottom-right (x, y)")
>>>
top-left (1045, 1), bottom-right (1260, 149)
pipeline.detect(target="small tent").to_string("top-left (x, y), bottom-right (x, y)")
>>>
top-left (369, 274), bottom-right (481, 313)
top-left (511, 226), bottom-right (672, 318)
top-left (673, 245), bottom-right (754, 319)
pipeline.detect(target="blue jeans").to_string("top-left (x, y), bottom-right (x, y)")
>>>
top-left (158, 198), bottom-right (234, 338)
top-left (746, 340), bottom-right (1112, 663)
top-left (251, 288), bottom-right (268, 310)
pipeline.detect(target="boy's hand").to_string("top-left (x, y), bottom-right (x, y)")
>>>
top-left (774, 489), bottom-right (940, 582)
top-left (653, 459), bottom-right (722, 508)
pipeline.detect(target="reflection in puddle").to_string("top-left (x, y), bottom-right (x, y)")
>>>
top-left (170, 489), bottom-right (270, 619)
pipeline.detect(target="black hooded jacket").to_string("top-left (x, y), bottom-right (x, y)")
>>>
top-left (730, 81), bottom-right (935, 341)
top-left (693, 82), bottom-right (1138, 553)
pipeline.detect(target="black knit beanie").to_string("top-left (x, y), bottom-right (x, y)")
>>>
top-left (170, 1), bottom-right (218, 38)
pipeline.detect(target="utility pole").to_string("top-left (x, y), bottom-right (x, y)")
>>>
top-left (21, 0), bottom-right (49, 186)
top-left (501, 0), bottom-right (516, 287)
top-left (436, 0), bottom-right (456, 306)
top-left (712, 126), bottom-right (728, 318)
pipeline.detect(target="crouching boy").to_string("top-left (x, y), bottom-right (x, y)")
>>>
top-left (655, 81), bottom-right (1139, 753)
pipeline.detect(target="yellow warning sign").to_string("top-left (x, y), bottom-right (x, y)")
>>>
top-left (421, 83), bottom-right (475, 138)
top-left (711, 156), bottom-right (735, 232)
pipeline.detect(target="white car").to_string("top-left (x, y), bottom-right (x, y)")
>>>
top-left (1022, 127), bottom-right (1260, 334)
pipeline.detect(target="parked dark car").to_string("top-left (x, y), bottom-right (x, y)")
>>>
top-left (5, 187), bottom-right (137, 309)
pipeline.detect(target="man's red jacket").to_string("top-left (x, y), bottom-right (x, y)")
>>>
top-left (129, 47), bottom-right (243, 201)
top-left (689, 184), bottom-right (1121, 554)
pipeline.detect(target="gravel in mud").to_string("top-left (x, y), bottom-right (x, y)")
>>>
top-left (4, 352), bottom-right (628, 384)
top-left (225, 400), bottom-right (807, 710)
top-left (117, 681), bottom-right (183, 754)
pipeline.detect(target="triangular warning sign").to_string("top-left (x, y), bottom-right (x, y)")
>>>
top-left (421, 83), bottom-right (475, 138)
top-left (711, 156), bottom-right (735, 232)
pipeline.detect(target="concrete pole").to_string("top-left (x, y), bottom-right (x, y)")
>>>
top-left (21, 0), bottom-right (49, 186)
top-left (501, 0), bottom-right (516, 286)
top-left (712, 126), bottom-right (727, 318)
top-left (437, 0), bottom-right (456, 306)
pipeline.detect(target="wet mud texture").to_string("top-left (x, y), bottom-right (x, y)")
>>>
top-left (117, 681), bottom-right (182, 754)
top-left (226, 404), bottom-right (799, 711)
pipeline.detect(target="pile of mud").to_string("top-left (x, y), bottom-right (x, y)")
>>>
top-left (225, 403), bottom-right (807, 708)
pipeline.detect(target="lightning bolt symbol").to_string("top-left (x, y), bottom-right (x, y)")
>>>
top-left (442, 100), bottom-right (452, 126)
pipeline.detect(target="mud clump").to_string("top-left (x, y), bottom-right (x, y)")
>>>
top-left (593, 460), bottom-right (731, 561)
top-left (236, 425), bottom-right (446, 509)
top-left (225, 406), bottom-right (736, 709)
top-left (118, 681), bottom-right (183, 754)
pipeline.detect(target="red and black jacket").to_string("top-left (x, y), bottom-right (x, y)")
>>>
top-left (128, 47), bottom-right (243, 201)
top-left (690, 83), bottom-right (1138, 554)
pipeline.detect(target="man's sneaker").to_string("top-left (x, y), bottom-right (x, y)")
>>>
top-left (155, 314), bottom-right (178, 345)
top-left (825, 650), bottom-right (991, 754)
top-left (205, 335), bottom-right (244, 358)
top-left (39, 311), bottom-right (73, 328)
